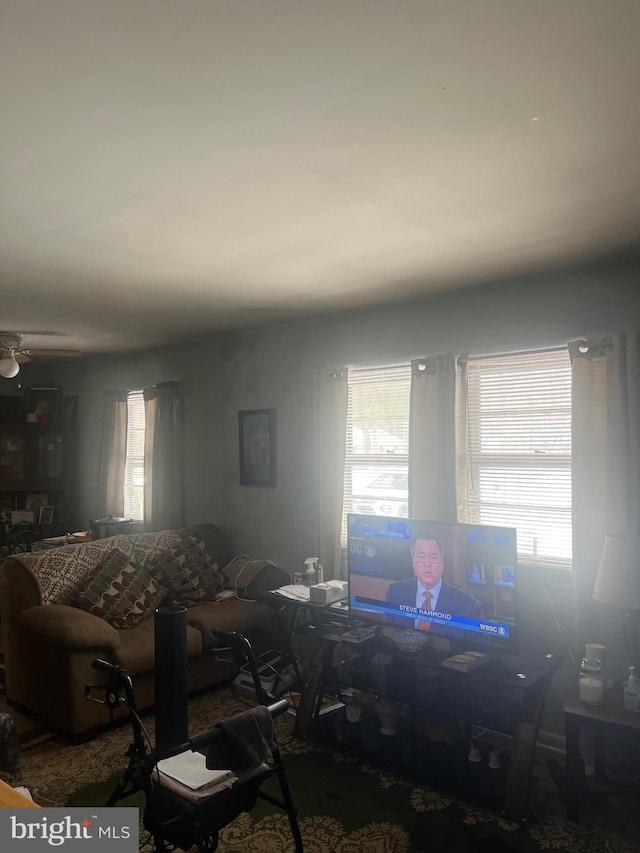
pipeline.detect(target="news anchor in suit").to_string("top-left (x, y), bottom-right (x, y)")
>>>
top-left (385, 530), bottom-right (482, 639)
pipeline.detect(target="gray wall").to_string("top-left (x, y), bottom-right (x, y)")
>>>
top-left (27, 253), bottom-right (639, 737)
top-left (35, 253), bottom-right (640, 572)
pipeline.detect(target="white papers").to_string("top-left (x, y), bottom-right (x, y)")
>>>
top-left (274, 584), bottom-right (311, 601)
top-left (13, 787), bottom-right (34, 801)
top-left (155, 751), bottom-right (235, 791)
top-left (214, 588), bottom-right (237, 601)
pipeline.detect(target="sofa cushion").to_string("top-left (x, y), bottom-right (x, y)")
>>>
top-left (150, 536), bottom-right (225, 606)
top-left (16, 604), bottom-right (120, 651)
top-left (183, 531), bottom-right (227, 599)
top-left (112, 617), bottom-right (203, 675)
top-left (186, 600), bottom-right (278, 648)
top-left (73, 549), bottom-right (165, 629)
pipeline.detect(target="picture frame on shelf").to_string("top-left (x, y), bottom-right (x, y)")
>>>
top-left (11, 509), bottom-right (34, 524)
top-left (39, 505), bottom-right (55, 525)
top-left (26, 493), bottom-right (48, 521)
top-left (238, 409), bottom-right (276, 486)
top-left (61, 395), bottom-right (78, 422)
top-left (25, 387), bottom-right (62, 423)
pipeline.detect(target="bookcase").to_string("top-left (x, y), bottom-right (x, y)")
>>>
top-left (0, 422), bottom-right (78, 532)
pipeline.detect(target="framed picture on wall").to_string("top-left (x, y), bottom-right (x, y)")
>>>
top-left (238, 409), bottom-right (276, 486)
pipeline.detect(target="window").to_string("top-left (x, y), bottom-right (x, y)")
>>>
top-left (342, 365), bottom-right (411, 540)
top-left (461, 349), bottom-right (572, 569)
top-left (124, 390), bottom-right (145, 522)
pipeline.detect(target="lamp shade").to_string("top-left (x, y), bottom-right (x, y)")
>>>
top-left (0, 356), bottom-right (19, 378)
top-left (593, 535), bottom-right (640, 610)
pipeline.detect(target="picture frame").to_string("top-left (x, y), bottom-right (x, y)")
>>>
top-left (26, 493), bottom-right (48, 522)
top-left (39, 505), bottom-right (56, 525)
top-left (61, 395), bottom-right (79, 422)
top-left (25, 387), bottom-right (63, 423)
top-left (238, 409), bottom-right (276, 486)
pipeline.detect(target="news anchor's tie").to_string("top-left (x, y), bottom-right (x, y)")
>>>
top-left (417, 590), bottom-right (433, 631)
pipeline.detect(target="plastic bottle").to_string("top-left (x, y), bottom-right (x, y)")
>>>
top-left (316, 562), bottom-right (324, 584)
top-left (304, 558), bottom-right (317, 586)
top-left (623, 666), bottom-right (640, 712)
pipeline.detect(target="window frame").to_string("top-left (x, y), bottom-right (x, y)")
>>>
top-left (123, 389), bottom-right (145, 522)
top-left (341, 364), bottom-right (411, 544)
top-left (461, 348), bottom-right (572, 571)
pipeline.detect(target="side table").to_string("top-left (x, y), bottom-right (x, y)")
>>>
top-left (563, 690), bottom-right (640, 820)
top-left (260, 592), bottom-right (349, 736)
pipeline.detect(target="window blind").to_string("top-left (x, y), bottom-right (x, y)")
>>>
top-left (124, 390), bottom-right (145, 522)
top-left (342, 364), bottom-right (411, 541)
top-left (462, 349), bottom-right (572, 569)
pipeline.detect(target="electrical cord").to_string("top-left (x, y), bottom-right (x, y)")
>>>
top-left (229, 656), bottom-right (300, 748)
top-left (541, 575), bottom-right (576, 664)
top-left (221, 554), bottom-right (254, 601)
top-left (222, 553), bottom-right (283, 601)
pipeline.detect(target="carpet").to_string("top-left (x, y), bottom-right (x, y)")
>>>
top-left (0, 690), bottom-right (53, 746)
top-left (17, 687), bottom-right (635, 853)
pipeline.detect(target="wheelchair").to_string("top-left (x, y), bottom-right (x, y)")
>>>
top-left (85, 630), bottom-right (303, 853)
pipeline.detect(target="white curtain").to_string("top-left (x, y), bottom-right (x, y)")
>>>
top-left (144, 381), bottom-right (183, 531)
top-left (313, 367), bottom-right (348, 580)
top-left (409, 355), bottom-right (458, 522)
top-left (570, 332), bottom-right (640, 657)
top-left (96, 390), bottom-right (128, 518)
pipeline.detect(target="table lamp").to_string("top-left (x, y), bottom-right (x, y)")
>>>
top-left (593, 535), bottom-right (640, 667)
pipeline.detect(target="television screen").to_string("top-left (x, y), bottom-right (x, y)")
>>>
top-left (347, 514), bottom-right (519, 654)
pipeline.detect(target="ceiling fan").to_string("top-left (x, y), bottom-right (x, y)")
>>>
top-left (0, 332), bottom-right (81, 379)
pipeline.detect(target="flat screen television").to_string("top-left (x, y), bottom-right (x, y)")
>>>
top-left (347, 514), bottom-right (519, 655)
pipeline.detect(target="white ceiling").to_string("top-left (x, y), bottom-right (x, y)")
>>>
top-left (2, 0), bottom-right (640, 356)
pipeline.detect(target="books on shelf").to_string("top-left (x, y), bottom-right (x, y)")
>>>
top-left (340, 626), bottom-right (377, 644)
top-left (441, 651), bottom-right (489, 672)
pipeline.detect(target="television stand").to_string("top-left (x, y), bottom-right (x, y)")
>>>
top-left (292, 623), bottom-right (560, 821)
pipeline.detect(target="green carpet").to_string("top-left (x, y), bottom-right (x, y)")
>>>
top-left (67, 749), bottom-right (622, 853)
top-left (45, 689), bottom-right (629, 853)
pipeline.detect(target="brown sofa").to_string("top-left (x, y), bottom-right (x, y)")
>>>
top-left (0, 523), bottom-right (289, 740)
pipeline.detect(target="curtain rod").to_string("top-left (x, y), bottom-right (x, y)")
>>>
top-left (464, 344), bottom-right (570, 362)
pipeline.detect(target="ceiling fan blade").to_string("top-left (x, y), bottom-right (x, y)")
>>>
top-left (15, 353), bottom-right (31, 364)
top-left (24, 349), bottom-right (81, 359)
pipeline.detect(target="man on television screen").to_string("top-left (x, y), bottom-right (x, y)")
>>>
top-left (385, 529), bottom-right (482, 638)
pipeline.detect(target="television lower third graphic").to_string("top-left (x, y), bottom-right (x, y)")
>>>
top-left (0, 808), bottom-right (138, 850)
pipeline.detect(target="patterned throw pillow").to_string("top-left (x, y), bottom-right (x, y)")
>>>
top-left (150, 536), bottom-right (225, 606)
top-left (183, 531), bottom-right (227, 599)
top-left (74, 548), bottom-right (165, 629)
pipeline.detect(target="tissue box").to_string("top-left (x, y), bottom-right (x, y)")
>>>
top-left (309, 581), bottom-right (348, 605)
